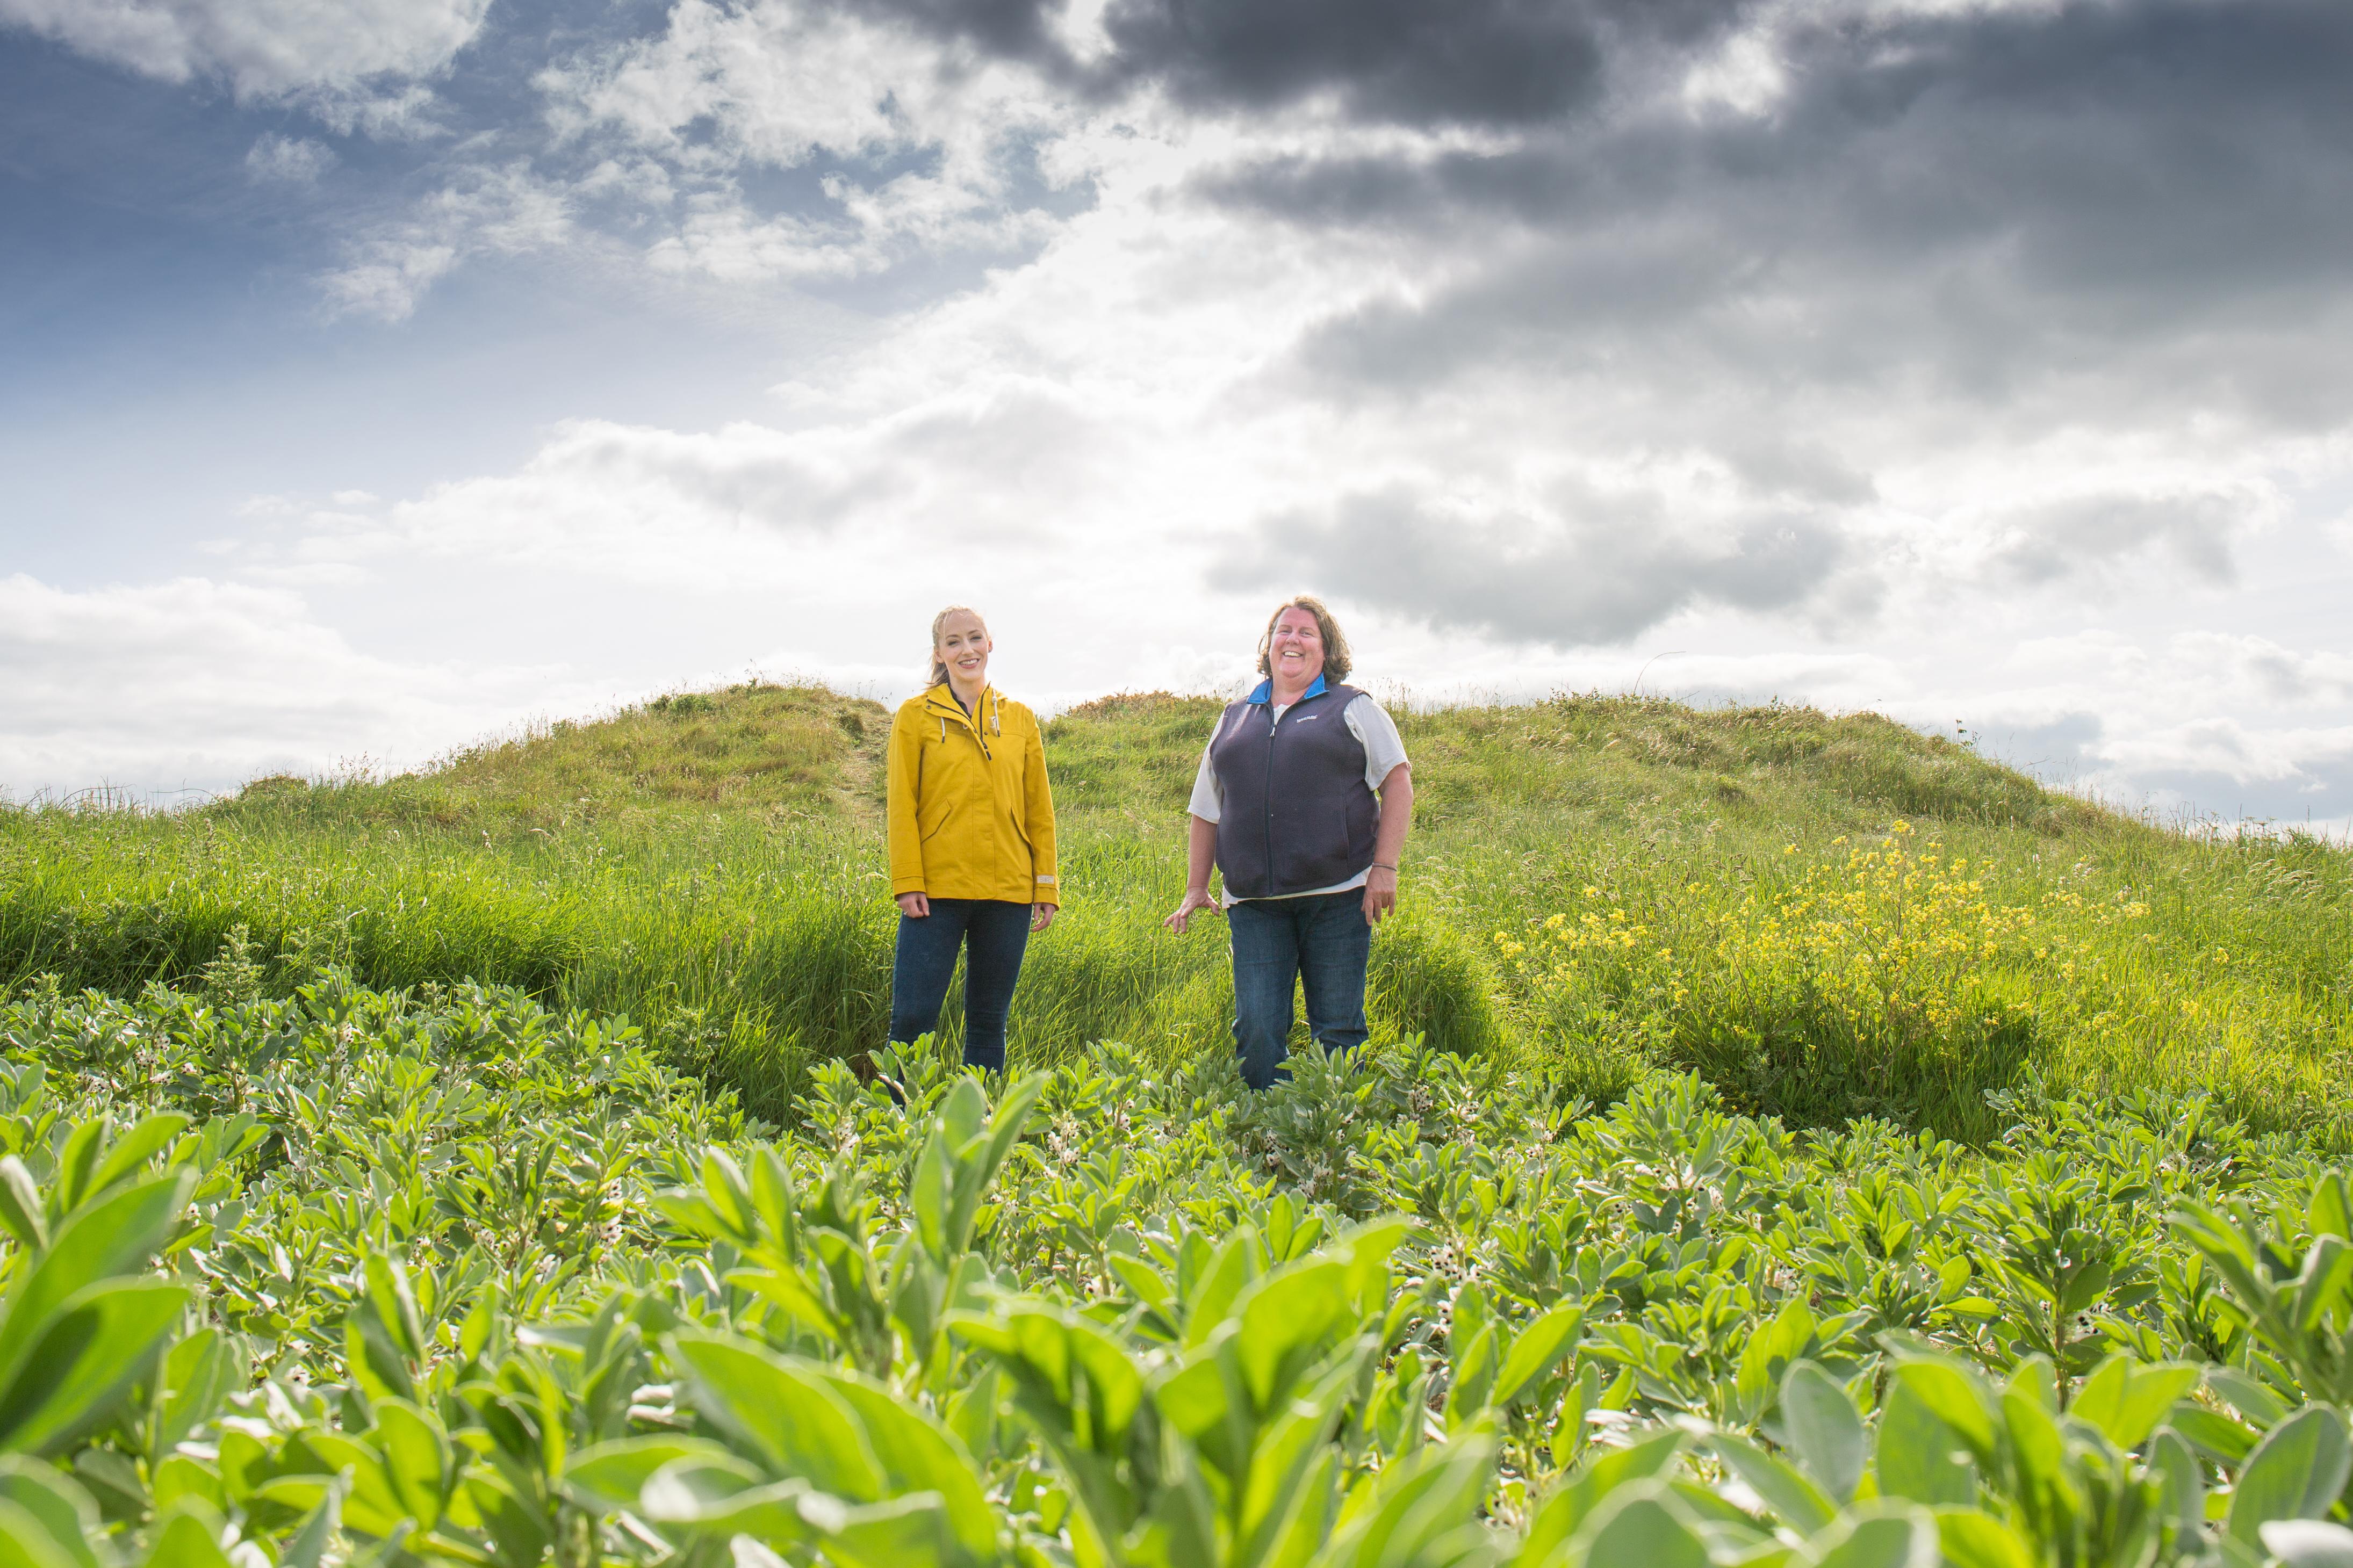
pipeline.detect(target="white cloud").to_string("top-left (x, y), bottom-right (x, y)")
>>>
top-left (322, 162), bottom-right (574, 320)
top-left (534, 0), bottom-right (1077, 285)
top-left (0, 0), bottom-right (490, 101)
top-left (0, 573), bottom-right (571, 799)
top-left (244, 132), bottom-right (336, 184)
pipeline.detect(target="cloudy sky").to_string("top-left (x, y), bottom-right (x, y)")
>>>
top-left (5, 0), bottom-right (2352, 822)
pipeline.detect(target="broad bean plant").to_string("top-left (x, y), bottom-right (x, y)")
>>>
top-left (2, 960), bottom-right (2351, 1568)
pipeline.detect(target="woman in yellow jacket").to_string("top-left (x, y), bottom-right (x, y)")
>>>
top-left (884, 605), bottom-right (1060, 1071)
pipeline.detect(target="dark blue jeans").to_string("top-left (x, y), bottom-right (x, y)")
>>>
top-left (1228, 889), bottom-right (1371, 1090)
top-left (890, 898), bottom-right (1033, 1071)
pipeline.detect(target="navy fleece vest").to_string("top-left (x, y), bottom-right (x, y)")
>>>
top-left (1210, 683), bottom-right (1380, 900)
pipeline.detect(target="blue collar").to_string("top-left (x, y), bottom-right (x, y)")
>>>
top-left (1247, 674), bottom-right (1326, 705)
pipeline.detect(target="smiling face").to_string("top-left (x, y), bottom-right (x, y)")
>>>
top-left (1268, 605), bottom-right (1324, 687)
top-left (936, 609), bottom-right (991, 687)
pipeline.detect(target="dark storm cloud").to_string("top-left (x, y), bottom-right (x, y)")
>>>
top-left (1220, 0), bottom-right (2353, 394)
top-left (1092, 0), bottom-right (1746, 127)
top-left (831, 0), bottom-right (1757, 127)
top-left (1214, 486), bottom-right (1854, 646)
top-left (849, 0), bottom-right (1075, 66)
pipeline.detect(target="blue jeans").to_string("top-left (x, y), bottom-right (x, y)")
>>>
top-left (1228, 890), bottom-right (1371, 1090)
top-left (890, 898), bottom-right (1033, 1071)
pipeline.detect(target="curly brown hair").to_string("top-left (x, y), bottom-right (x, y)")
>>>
top-left (1255, 595), bottom-right (1352, 684)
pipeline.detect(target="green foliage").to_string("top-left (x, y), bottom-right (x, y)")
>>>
top-left (2, 976), bottom-right (2353, 1566)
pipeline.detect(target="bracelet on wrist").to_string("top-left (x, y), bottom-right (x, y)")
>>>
top-left (1372, 862), bottom-right (1398, 872)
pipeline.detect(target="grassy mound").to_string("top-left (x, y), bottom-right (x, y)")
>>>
top-left (3, 682), bottom-right (2348, 1146)
top-left (219, 680), bottom-right (890, 833)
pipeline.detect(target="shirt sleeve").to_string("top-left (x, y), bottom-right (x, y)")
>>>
top-left (1023, 710), bottom-right (1060, 905)
top-left (886, 705), bottom-right (927, 895)
top-left (1186, 711), bottom-right (1227, 823)
top-left (1345, 696), bottom-right (1411, 792)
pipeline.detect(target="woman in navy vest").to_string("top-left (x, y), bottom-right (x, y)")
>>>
top-left (1164, 596), bottom-right (1415, 1089)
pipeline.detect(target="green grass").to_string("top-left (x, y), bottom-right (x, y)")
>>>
top-left (4, 680), bottom-right (2349, 1146)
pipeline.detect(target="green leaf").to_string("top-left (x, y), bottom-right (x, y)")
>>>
top-left (1519, 1428), bottom-right (1684, 1560)
top-left (0, 1279), bottom-right (191, 1456)
top-left (279, 1479), bottom-right (343, 1568)
top-left (0, 1163), bottom-right (45, 1254)
top-left (805, 1490), bottom-right (966, 1568)
top-left (2165, 1401), bottom-right (2257, 1467)
top-left (1444, 1324), bottom-right (1499, 1431)
top-left (1873, 1380), bottom-right (1973, 1507)
top-left (361, 1254), bottom-right (427, 1365)
top-left (84, 1114), bottom-right (191, 1199)
top-left (1999, 1389), bottom-right (2076, 1553)
top-left (0, 1171), bottom-right (191, 1393)
top-left (143, 1503), bottom-right (235, 1568)
top-left (0, 1521), bottom-right (74, 1568)
top-left (1782, 1362), bottom-right (1866, 1505)
top-left (1335, 1215), bottom-right (1414, 1322)
top-left (370, 1400), bottom-right (449, 1531)
top-left (730, 1263), bottom-right (847, 1348)
top-left (947, 1073), bottom-right (1045, 1257)
top-left (461, 1471), bottom-right (544, 1568)
top-left (281, 1433), bottom-right (404, 1541)
top-left (1803, 1503), bottom-right (1940, 1568)
top-left (2070, 1356), bottom-right (2200, 1452)
top-left (563, 1437), bottom-right (737, 1511)
top-left (1568, 1480), bottom-right (1710, 1568)
top-left (1887, 1359), bottom-right (1998, 1469)
top-left (1230, 1356), bottom-right (1360, 1565)
top-left (1932, 1508), bottom-right (2036, 1568)
top-left (2312, 1171), bottom-right (2353, 1244)
top-left (2293, 1238), bottom-right (2353, 1338)
top-left (639, 1456), bottom-right (822, 1543)
top-left (910, 1128), bottom-right (955, 1266)
top-left (1493, 1305), bottom-right (1584, 1412)
top-left (818, 1365), bottom-right (1000, 1565)
top-left (0, 1499), bottom-right (77, 1568)
top-left (152, 1456), bottom-right (225, 1514)
top-left (665, 1333), bottom-right (884, 1501)
top-left (2149, 1429), bottom-right (2203, 1542)
top-left (1733, 1298), bottom-right (1815, 1422)
top-left (149, 1330), bottom-right (235, 1458)
top-left (1710, 1433), bottom-right (1835, 1535)
top-left (2004, 1357), bottom-right (2056, 1414)
top-left (0, 1459), bottom-right (98, 1568)
top-left (2227, 1406), bottom-right (2352, 1547)
top-left (1327, 1431), bottom-right (1498, 1568)
top-left (1230, 1260), bottom-right (1359, 1414)
top-left (1183, 1228), bottom-right (1262, 1348)
top-left (2206, 1365), bottom-right (2291, 1429)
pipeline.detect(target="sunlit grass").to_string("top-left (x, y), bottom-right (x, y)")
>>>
top-left (4, 685), bottom-right (2348, 1145)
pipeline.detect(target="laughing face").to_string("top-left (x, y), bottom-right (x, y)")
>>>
top-left (937, 610), bottom-right (991, 689)
top-left (1268, 605), bottom-right (1323, 689)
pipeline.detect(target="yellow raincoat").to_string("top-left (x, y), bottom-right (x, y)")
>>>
top-left (886, 684), bottom-right (1060, 906)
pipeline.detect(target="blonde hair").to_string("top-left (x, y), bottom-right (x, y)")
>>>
top-left (929, 605), bottom-right (988, 688)
top-left (1256, 595), bottom-right (1352, 684)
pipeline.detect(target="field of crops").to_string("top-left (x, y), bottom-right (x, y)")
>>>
top-left (6, 684), bottom-right (2353, 1567)
top-left (6, 958), bottom-right (2353, 1568)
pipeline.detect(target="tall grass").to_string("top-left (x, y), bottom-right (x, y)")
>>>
top-left (4, 684), bottom-right (2349, 1145)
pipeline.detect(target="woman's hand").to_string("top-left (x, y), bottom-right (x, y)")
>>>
top-left (896, 892), bottom-right (930, 918)
top-left (1362, 865), bottom-right (1398, 927)
top-left (1164, 887), bottom-right (1221, 934)
top-left (1032, 902), bottom-right (1057, 933)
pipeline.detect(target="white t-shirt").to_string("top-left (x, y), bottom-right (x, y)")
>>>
top-left (1188, 693), bottom-right (1412, 905)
